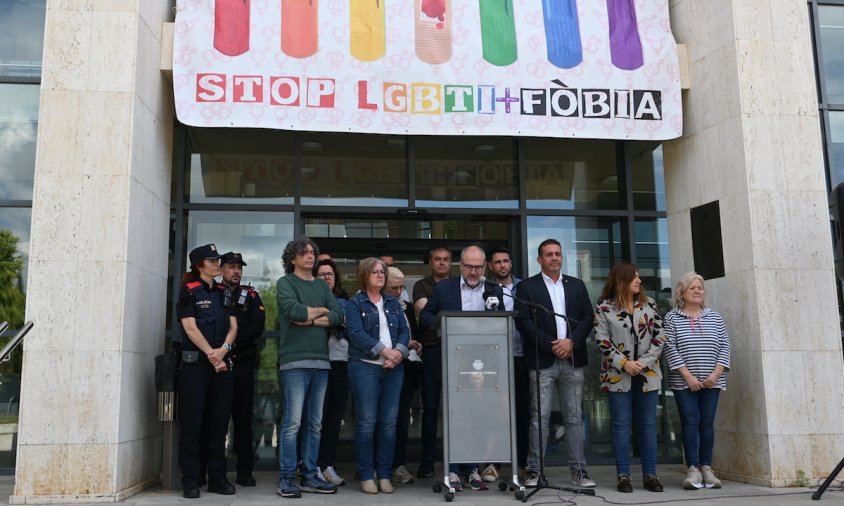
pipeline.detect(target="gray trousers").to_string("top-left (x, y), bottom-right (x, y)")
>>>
top-left (527, 359), bottom-right (586, 473)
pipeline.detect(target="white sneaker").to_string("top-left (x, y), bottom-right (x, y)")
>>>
top-left (481, 463), bottom-right (499, 482)
top-left (448, 472), bottom-right (463, 492)
top-left (321, 466), bottom-right (345, 486)
top-left (700, 465), bottom-right (721, 489)
top-left (525, 471), bottom-right (540, 488)
top-left (393, 465), bottom-right (415, 484)
top-left (683, 465), bottom-right (704, 490)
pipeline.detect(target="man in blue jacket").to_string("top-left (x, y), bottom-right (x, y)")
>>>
top-left (419, 245), bottom-right (505, 492)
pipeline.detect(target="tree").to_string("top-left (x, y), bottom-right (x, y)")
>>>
top-left (0, 230), bottom-right (25, 329)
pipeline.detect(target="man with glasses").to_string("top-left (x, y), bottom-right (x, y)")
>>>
top-left (419, 245), bottom-right (506, 492)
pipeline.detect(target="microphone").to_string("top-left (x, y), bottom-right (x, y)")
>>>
top-left (482, 281), bottom-right (500, 310)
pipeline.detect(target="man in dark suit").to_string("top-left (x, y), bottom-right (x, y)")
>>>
top-left (514, 239), bottom-right (596, 489)
top-left (419, 245), bottom-right (505, 492)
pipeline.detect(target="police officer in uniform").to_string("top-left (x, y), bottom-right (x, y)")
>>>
top-left (220, 251), bottom-right (266, 487)
top-left (177, 244), bottom-right (238, 499)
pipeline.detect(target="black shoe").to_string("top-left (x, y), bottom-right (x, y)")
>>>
top-left (417, 464), bottom-right (435, 478)
top-left (617, 474), bottom-right (632, 493)
top-left (182, 486), bottom-right (200, 499)
top-left (207, 477), bottom-right (236, 495)
top-left (643, 474), bottom-right (663, 492)
top-left (236, 473), bottom-right (257, 486)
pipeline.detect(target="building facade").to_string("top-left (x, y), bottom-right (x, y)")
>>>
top-left (2, 0), bottom-right (843, 502)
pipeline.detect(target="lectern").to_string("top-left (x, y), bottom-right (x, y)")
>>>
top-left (433, 311), bottom-right (524, 501)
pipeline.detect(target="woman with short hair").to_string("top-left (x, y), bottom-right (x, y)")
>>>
top-left (663, 272), bottom-right (730, 490)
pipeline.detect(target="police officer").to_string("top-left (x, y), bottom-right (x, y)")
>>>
top-left (220, 251), bottom-right (266, 487)
top-left (177, 244), bottom-right (237, 499)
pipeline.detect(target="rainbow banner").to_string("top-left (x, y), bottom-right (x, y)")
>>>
top-left (173, 0), bottom-right (682, 140)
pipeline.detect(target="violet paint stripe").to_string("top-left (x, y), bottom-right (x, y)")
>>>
top-left (542, 0), bottom-right (582, 69)
top-left (607, 0), bottom-right (643, 70)
top-left (214, 0), bottom-right (250, 56)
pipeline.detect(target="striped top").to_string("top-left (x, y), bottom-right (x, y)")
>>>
top-left (663, 307), bottom-right (731, 390)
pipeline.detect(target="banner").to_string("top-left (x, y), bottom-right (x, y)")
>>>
top-left (173, 0), bottom-right (682, 140)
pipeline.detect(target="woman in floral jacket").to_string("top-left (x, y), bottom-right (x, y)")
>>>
top-left (594, 262), bottom-right (665, 494)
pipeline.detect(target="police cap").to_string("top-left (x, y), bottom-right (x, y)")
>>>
top-left (189, 243), bottom-right (221, 266)
top-left (221, 251), bottom-right (247, 266)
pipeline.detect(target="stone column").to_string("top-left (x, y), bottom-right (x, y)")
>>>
top-left (665, 0), bottom-right (844, 486)
top-left (13, 1), bottom-right (175, 502)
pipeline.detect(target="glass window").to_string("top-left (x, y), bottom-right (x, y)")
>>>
top-left (0, 207), bottom-right (31, 290)
top-left (819, 5), bottom-right (844, 104)
top-left (0, 0), bottom-right (46, 78)
top-left (300, 132), bottom-right (407, 207)
top-left (0, 84), bottom-right (39, 200)
top-left (187, 128), bottom-right (295, 204)
top-left (631, 142), bottom-right (666, 211)
top-left (634, 218), bottom-right (672, 314)
top-left (524, 138), bottom-right (619, 210)
top-left (414, 136), bottom-right (517, 208)
top-left (185, 211), bottom-right (294, 295)
top-left (829, 111), bottom-right (844, 188)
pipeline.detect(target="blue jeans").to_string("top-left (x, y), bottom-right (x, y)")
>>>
top-left (349, 360), bottom-right (404, 481)
top-left (607, 375), bottom-right (658, 475)
top-left (673, 388), bottom-right (720, 467)
top-left (278, 368), bottom-right (328, 479)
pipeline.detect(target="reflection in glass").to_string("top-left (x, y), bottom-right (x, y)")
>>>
top-left (300, 133), bottom-right (407, 206)
top-left (819, 6), bottom-right (844, 104)
top-left (187, 129), bottom-right (294, 204)
top-left (631, 142), bottom-right (666, 211)
top-left (524, 138), bottom-right (619, 210)
top-left (304, 217), bottom-right (509, 241)
top-left (0, 0), bottom-right (46, 78)
top-left (0, 207), bottom-right (31, 289)
top-left (414, 136), bottom-right (517, 208)
top-left (829, 112), bottom-right (844, 188)
top-left (0, 84), bottom-right (39, 200)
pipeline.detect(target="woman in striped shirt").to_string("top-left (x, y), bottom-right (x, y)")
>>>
top-left (663, 272), bottom-right (731, 491)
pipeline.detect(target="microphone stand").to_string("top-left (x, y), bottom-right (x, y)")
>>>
top-left (502, 291), bottom-right (595, 501)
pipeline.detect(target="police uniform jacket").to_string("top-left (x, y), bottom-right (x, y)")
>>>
top-left (231, 285), bottom-right (266, 361)
top-left (177, 277), bottom-right (232, 351)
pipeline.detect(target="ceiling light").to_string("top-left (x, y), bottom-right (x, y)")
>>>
top-left (300, 141), bottom-right (323, 152)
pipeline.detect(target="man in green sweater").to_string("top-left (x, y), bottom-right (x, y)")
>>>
top-left (275, 236), bottom-right (344, 498)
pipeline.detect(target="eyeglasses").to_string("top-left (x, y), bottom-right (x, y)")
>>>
top-left (461, 264), bottom-right (485, 272)
top-left (317, 272), bottom-right (335, 278)
top-left (387, 284), bottom-right (405, 291)
top-left (371, 270), bottom-right (386, 275)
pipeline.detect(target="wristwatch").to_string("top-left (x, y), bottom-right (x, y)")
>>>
top-left (223, 343), bottom-right (232, 352)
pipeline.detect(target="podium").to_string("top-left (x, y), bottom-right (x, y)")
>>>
top-left (434, 311), bottom-right (524, 501)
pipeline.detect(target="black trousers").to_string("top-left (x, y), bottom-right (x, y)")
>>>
top-left (514, 356), bottom-right (530, 468)
top-left (317, 360), bottom-right (349, 468)
top-left (394, 359), bottom-right (421, 467)
top-left (232, 356), bottom-right (256, 475)
top-left (178, 359), bottom-right (234, 487)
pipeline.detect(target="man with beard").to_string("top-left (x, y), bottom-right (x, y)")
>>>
top-left (419, 245), bottom-right (505, 492)
top-left (220, 252), bottom-right (266, 487)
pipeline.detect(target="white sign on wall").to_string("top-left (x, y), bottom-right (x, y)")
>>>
top-left (173, 0), bottom-right (682, 140)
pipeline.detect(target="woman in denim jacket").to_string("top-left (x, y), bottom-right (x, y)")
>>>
top-left (594, 261), bottom-right (665, 494)
top-left (345, 257), bottom-right (410, 494)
